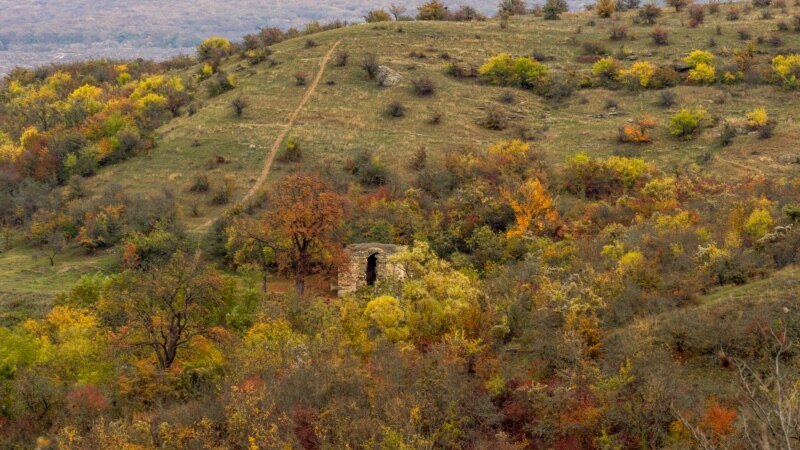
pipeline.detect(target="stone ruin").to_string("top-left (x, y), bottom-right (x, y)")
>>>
top-left (337, 243), bottom-right (405, 297)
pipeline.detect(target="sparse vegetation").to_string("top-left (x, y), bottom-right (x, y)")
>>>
top-left (333, 49), bottom-right (349, 67)
top-left (660, 89), bottom-right (677, 106)
top-left (639, 3), bottom-right (662, 24)
top-left (278, 136), bottom-right (303, 162)
top-left (230, 96), bottom-right (249, 117)
top-left (651, 26), bottom-right (670, 45)
top-left (294, 71), bottom-right (309, 85)
top-left (360, 53), bottom-right (380, 79)
top-left (479, 105), bottom-right (508, 129)
top-left (412, 76), bottom-right (437, 96)
top-left (385, 100), bottom-right (406, 117)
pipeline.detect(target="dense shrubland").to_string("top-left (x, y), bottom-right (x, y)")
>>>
top-left (3, 130), bottom-right (799, 447)
top-left (1, 1), bottom-right (800, 449)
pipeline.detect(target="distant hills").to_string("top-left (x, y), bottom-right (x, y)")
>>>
top-left (0, 0), bottom-right (537, 74)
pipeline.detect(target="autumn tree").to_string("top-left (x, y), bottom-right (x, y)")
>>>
top-left (197, 36), bottom-right (233, 62)
top-left (226, 216), bottom-right (275, 293)
top-left (501, 178), bottom-right (559, 238)
top-left (13, 83), bottom-right (59, 132)
top-left (499, 0), bottom-right (527, 15)
top-left (597, 0), bottom-right (618, 17)
top-left (364, 9), bottom-right (391, 22)
top-left (120, 251), bottom-right (223, 369)
top-left (417, 1), bottom-right (449, 20)
top-left (261, 174), bottom-right (346, 295)
top-left (26, 209), bottom-right (70, 266)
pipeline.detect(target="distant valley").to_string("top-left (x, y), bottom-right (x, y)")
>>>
top-left (0, 0), bottom-right (513, 74)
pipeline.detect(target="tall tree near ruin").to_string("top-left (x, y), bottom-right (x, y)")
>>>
top-left (261, 173), bottom-right (346, 295)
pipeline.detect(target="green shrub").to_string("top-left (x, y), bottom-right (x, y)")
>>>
top-left (783, 204), bottom-right (800, 222)
top-left (124, 228), bottom-right (181, 270)
top-left (543, 0), bottom-right (569, 19)
top-left (278, 137), bottom-right (303, 163)
top-left (207, 71), bottom-right (236, 96)
top-left (346, 150), bottom-right (388, 186)
top-left (479, 53), bottom-right (548, 89)
top-left (592, 56), bottom-right (621, 83)
top-left (669, 108), bottom-right (711, 139)
top-left (386, 101), bottom-right (406, 117)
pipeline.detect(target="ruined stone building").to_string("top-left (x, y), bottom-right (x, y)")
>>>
top-left (337, 243), bottom-right (405, 296)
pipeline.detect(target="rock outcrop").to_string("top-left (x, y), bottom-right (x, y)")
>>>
top-left (376, 66), bottom-right (402, 87)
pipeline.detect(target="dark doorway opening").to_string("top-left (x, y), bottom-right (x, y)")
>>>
top-left (366, 254), bottom-right (378, 286)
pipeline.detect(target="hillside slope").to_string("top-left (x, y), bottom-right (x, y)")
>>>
top-left (3, 6), bottom-right (800, 301)
top-left (86, 10), bottom-right (800, 231)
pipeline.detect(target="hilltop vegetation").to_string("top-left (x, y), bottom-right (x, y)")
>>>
top-left (1, 0), bottom-right (800, 448)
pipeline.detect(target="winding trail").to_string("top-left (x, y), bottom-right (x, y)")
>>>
top-left (194, 40), bottom-right (342, 232)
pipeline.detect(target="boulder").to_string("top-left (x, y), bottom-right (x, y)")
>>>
top-left (779, 154), bottom-right (800, 164)
top-left (376, 65), bottom-right (402, 87)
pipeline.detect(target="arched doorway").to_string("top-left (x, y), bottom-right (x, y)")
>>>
top-left (366, 254), bottom-right (378, 286)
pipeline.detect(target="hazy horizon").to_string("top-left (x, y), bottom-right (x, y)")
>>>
top-left (0, 0), bottom-right (522, 74)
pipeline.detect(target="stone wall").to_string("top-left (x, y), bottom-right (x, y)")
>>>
top-left (337, 243), bottom-right (405, 297)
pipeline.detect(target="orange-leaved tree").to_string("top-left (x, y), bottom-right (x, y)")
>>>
top-left (501, 178), bottom-right (559, 238)
top-left (262, 174), bottom-right (347, 295)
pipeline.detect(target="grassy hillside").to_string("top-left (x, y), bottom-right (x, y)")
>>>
top-left (89, 7), bottom-right (800, 229)
top-left (3, 3), bottom-right (800, 310)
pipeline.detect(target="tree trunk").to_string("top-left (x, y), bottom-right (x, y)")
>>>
top-left (164, 338), bottom-right (179, 369)
top-left (295, 277), bottom-right (305, 296)
top-left (261, 271), bottom-right (268, 293)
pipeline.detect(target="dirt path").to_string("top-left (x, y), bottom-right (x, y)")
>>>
top-left (716, 155), bottom-right (765, 177)
top-left (194, 40), bottom-right (342, 232)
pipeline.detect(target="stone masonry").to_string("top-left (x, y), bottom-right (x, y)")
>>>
top-left (337, 243), bottom-right (405, 297)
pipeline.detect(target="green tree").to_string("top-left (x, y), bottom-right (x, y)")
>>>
top-left (226, 216), bottom-right (276, 293)
top-left (121, 251), bottom-right (223, 369)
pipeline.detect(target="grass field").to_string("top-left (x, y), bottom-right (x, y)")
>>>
top-left (3, 3), bottom-right (800, 318)
top-left (0, 243), bottom-right (119, 324)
